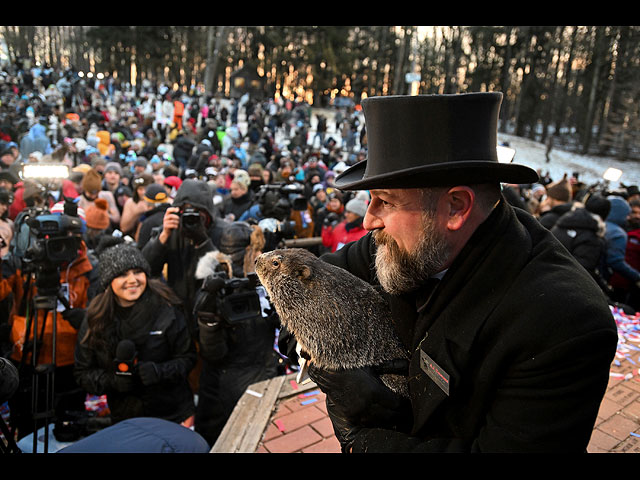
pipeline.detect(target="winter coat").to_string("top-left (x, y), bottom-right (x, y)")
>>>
top-left (321, 217), bottom-right (368, 253)
top-left (321, 198), bottom-right (617, 452)
top-left (141, 180), bottom-right (229, 335)
top-left (604, 196), bottom-right (640, 283)
top-left (219, 190), bottom-right (255, 221)
top-left (193, 254), bottom-right (280, 445)
top-left (74, 293), bottom-right (196, 425)
top-left (538, 202), bottom-right (573, 230)
top-left (4, 242), bottom-right (94, 367)
top-left (19, 123), bottom-right (51, 158)
top-left (136, 203), bottom-right (170, 250)
top-left (551, 205), bottom-right (606, 274)
top-left (172, 135), bottom-right (196, 166)
top-left (610, 228), bottom-right (640, 290)
top-left (96, 130), bottom-right (114, 157)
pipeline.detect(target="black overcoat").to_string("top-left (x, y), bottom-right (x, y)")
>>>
top-left (322, 198), bottom-right (617, 452)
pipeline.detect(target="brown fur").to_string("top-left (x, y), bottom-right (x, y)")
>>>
top-left (255, 248), bottom-right (408, 396)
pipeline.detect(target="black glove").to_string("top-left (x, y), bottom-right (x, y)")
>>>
top-left (197, 316), bottom-right (229, 363)
top-left (323, 212), bottom-right (339, 227)
top-left (62, 308), bottom-right (86, 329)
top-left (277, 325), bottom-right (299, 367)
top-left (308, 362), bottom-right (412, 452)
top-left (136, 361), bottom-right (160, 386)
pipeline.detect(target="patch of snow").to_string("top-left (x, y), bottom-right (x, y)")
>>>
top-left (499, 133), bottom-right (640, 189)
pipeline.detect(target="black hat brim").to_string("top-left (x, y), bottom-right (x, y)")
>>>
top-left (334, 159), bottom-right (539, 190)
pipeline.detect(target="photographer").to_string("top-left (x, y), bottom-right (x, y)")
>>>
top-left (1, 198), bottom-right (94, 440)
top-left (239, 182), bottom-right (308, 252)
top-left (74, 243), bottom-right (196, 427)
top-left (141, 178), bottom-right (229, 338)
top-left (193, 222), bottom-right (280, 446)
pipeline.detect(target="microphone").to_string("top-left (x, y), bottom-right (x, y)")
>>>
top-left (114, 339), bottom-right (137, 376)
top-left (0, 357), bottom-right (19, 404)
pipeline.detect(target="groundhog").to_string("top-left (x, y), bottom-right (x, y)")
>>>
top-left (255, 248), bottom-right (409, 396)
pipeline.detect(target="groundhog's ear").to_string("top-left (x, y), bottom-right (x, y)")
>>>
top-left (296, 265), bottom-right (311, 281)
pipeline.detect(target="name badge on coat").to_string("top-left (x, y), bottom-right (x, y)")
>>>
top-left (420, 350), bottom-right (450, 396)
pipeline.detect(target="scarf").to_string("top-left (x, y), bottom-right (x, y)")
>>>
top-left (115, 287), bottom-right (160, 344)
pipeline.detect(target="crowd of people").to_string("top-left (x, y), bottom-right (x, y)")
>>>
top-left (0, 59), bottom-right (637, 452)
top-left (0, 59), bottom-right (371, 450)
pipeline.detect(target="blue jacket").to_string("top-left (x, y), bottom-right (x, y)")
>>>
top-left (19, 123), bottom-right (52, 158)
top-left (604, 196), bottom-right (640, 282)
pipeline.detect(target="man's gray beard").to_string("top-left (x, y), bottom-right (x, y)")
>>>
top-left (373, 213), bottom-right (450, 295)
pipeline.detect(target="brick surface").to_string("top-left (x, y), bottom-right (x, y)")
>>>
top-left (598, 413), bottom-right (639, 441)
top-left (587, 429), bottom-right (622, 452)
top-left (263, 425), bottom-right (323, 453)
top-left (302, 435), bottom-right (342, 453)
top-left (273, 404), bottom-right (326, 433)
top-left (254, 317), bottom-right (640, 455)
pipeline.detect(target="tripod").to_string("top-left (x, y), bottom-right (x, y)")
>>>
top-left (17, 269), bottom-right (69, 454)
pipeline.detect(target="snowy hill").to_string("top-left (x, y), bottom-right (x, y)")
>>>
top-left (498, 133), bottom-right (640, 189)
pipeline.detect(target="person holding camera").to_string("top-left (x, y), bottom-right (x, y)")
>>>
top-left (74, 243), bottom-right (197, 427)
top-left (1, 198), bottom-right (94, 440)
top-left (141, 179), bottom-right (229, 340)
top-left (192, 222), bottom-right (280, 446)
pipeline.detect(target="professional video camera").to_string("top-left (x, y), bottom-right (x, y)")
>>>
top-left (16, 201), bottom-right (84, 295)
top-left (194, 270), bottom-right (262, 325)
top-left (255, 182), bottom-right (307, 249)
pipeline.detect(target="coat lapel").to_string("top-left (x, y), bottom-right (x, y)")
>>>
top-left (407, 200), bottom-right (534, 435)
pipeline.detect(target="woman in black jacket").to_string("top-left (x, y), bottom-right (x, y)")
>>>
top-left (74, 243), bottom-right (197, 427)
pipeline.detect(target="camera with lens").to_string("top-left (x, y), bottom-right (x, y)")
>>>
top-left (23, 213), bottom-right (83, 268)
top-left (194, 270), bottom-right (262, 325)
top-left (179, 207), bottom-right (202, 230)
top-left (17, 203), bottom-right (84, 295)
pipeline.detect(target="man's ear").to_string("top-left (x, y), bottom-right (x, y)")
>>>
top-left (444, 186), bottom-right (475, 231)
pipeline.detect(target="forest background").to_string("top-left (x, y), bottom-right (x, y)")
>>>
top-left (0, 26), bottom-right (638, 164)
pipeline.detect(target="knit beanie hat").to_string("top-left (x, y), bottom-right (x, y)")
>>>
top-left (98, 243), bottom-right (150, 290)
top-left (104, 162), bottom-right (123, 175)
top-left (85, 198), bottom-right (110, 230)
top-left (232, 169), bottom-right (251, 189)
top-left (82, 168), bottom-right (102, 194)
top-left (585, 194), bottom-right (611, 221)
top-left (345, 198), bottom-right (368, 217)
top-left (545, 174), bottom-right (572, 203)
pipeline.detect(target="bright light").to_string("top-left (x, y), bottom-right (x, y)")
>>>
top-left (496, 145), bottom-right (516, 164)
top-left (22, 164), bottom-right (69, 179)
top-left (603, 167), bottom-right (622, 182)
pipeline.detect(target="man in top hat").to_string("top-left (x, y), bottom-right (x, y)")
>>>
top-left (303, 92), bottom-right (617, 453)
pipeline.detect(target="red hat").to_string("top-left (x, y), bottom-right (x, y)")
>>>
top-left (164, 176), bottom-right (182, 190)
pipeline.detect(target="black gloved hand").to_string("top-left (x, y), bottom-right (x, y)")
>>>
top-left (323, 212), bottom-right (339, 227)
top-left (277, 326), bottom-right (299, 367)
top-left (308, 362), bottom-right (412, 452)
top-left (136, 361), bottom-right (160, 386)
top-left (62, 308), bottom-right (86, 329)
top-left (197, 316), bottom-right (229, 363)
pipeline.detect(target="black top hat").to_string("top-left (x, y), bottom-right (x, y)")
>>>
top-left (334, 92), bottom-right (539, 191)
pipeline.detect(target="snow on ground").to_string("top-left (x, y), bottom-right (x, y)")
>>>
top-left (498, 133), bottom-right (640, 189)
top-left (237, 103), bottom-right (640, 190)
